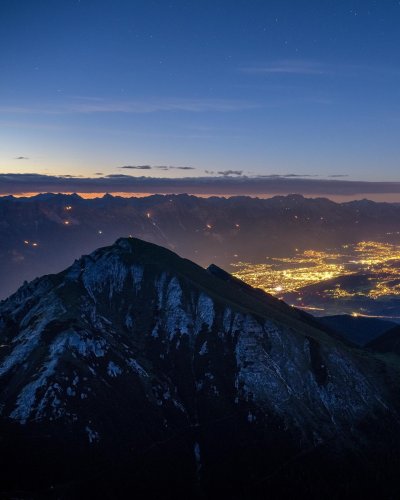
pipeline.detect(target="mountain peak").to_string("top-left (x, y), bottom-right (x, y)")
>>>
top-left (0, 237), bottom-right (400, 497)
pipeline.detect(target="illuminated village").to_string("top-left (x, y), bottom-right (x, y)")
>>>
top-left (232, 241), bottom-right (400, 319)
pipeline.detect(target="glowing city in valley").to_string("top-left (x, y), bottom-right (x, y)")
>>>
top-left (231, 241), bottom-right (400, 305)
top-left (232, 249), bottom-right (351, 295)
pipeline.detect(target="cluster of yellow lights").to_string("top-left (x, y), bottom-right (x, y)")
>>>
top-left (232, 249), bottom-right (350, 295)
top-left (232, 241), bottom-right (400, 299)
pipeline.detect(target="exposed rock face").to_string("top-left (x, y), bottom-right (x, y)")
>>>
top-left (0, 237), bottom-right (399, 498)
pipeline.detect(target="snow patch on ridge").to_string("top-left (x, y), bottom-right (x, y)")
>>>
top-left (0, 334), bottom-right (40, 377)
top-left (196, 294), bottom-right (214, 332)
top-left (164, 277), bottom-right (190, 338)
top-left (9, 333), bottom-right (70, 423)
top-left (0, 299), bottom-right (63, 377)
top-left (107, 361), bottom-right (122, 377)
top-left (85, 425), bottom-right (100, 443)
top-left (199, 341), bottom-right (208, 356)
top-left (127, 358), bottom-right (148, 377)
top-left (67, 332), bottom-right (107, 358)
top-left (131, 265), bottom-right (144, 290)
top-left (223, 308), bottom-right (232, 333)
top-left (155, 273), bottom-right (167, 307)
top-left (82, 253), bottom-right (128, 299)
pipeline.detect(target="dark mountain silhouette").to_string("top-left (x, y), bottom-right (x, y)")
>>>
top-left (367, 325), bottom-right (400, 355)
top-left (0, 238), bottom-right (400, 498)
top-left (319, 314), bottom-right (396, 346)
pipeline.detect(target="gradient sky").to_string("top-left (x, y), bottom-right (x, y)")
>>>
top-left (1, 0), bottom-right (400, 185)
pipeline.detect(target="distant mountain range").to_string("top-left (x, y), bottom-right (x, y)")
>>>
top-left (0, 237), bottom-right (400, 498)
top-left (319, 314), bottom-right (397, 345)
top-left (2, 192), bottom-right (400, 299)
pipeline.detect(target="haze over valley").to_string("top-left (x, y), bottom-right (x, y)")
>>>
top-left (2, 192), bottom-right (400, 322)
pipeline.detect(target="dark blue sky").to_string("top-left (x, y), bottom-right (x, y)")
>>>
top-left (1, 0), bottom-right (399, 185)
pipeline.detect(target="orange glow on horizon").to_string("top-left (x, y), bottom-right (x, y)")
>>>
top-left (2, 191), bottom-right (400, 203)
top-left (4, 192), bottom-right (158, 199)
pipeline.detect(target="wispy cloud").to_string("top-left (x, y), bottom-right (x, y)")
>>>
top-left (120, 165), bottom-right (152, 170)
top-left (258, 174), bottom-right (318, 178)
top-left (0, 97), bottom-right (258, 116)
top-left (105, 174), bottom-right (133, 178)
top-left (68, 98), bottom-right (258, 114)
top-left (169, 166), bottom-right (195, 170)
top-left (217, 170), bottom-right (244, 176)
top-left (240, 60), bottom-right (332, 76)
top-left (240, 60), bottom-right (400, 79)
top-left (119, 165), bottom-right (196, 171)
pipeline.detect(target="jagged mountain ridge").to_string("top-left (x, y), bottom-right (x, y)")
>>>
top-left (0, 237), bottom-right (399, 498)
top-left (2, 192), bottom-right (400, 299)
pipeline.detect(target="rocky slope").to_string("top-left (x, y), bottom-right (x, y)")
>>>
top-left (0, 237), bottom-right (399, 498)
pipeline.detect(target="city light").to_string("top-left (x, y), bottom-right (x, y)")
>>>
top-left (232, 241), bottom-right (400, 300)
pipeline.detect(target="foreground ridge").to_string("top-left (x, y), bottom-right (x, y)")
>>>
top-left (0, 237), bottom-right (399, 499)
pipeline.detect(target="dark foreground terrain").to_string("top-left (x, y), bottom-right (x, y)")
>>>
top-left (0, 237), bottom-right (400, 498)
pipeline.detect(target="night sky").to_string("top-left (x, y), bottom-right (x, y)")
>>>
top-left (1, 0), bottom-right (400, 195)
